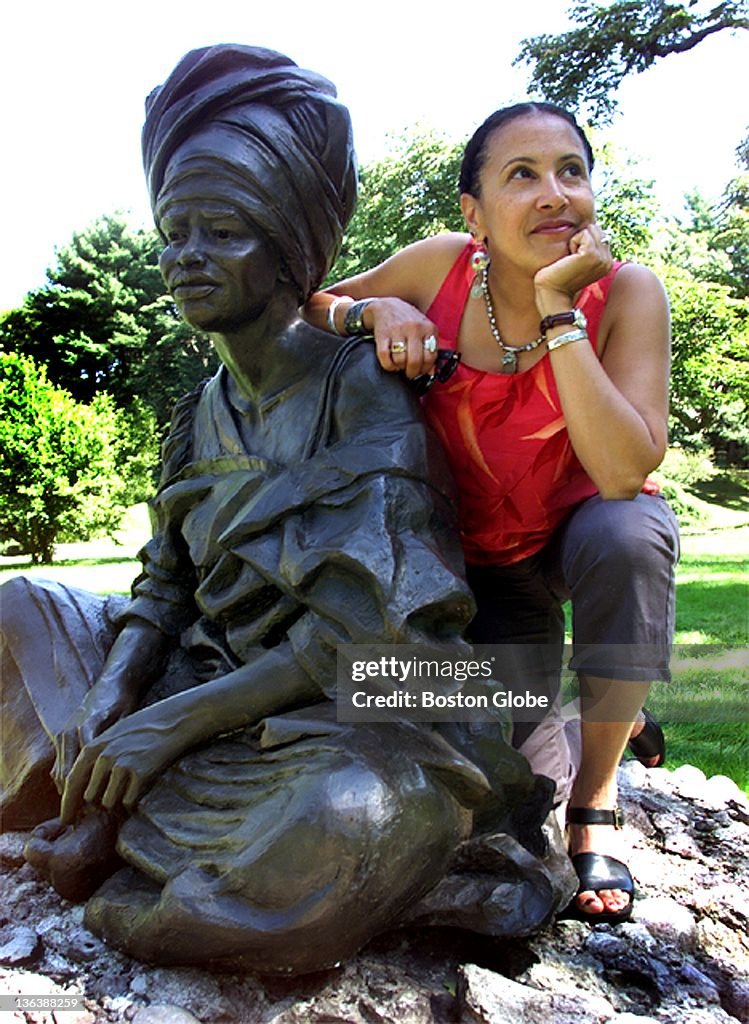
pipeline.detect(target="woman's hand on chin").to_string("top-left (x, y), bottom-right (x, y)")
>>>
top-left (534, 223), bottom-right (613, 314)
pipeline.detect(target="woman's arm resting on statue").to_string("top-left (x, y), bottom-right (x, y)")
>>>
top-left (301, 234), bottom-right (466, 378)
top-left (59, 643), bottom-right (320, 823)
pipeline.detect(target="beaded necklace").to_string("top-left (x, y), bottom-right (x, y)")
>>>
top-left (481, 266), bottom-right (545, 374)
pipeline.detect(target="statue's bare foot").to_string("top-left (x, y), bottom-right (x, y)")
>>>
top-left (24, 809), bottom-right (121, 902)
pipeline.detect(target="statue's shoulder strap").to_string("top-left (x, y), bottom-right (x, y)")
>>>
top-left (302, 336), bottom-right (369, 459)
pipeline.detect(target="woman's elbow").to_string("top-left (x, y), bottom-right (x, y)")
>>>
top-left (595, 457), bottom-right (662, 501)
top-left (597, 480), bottom-right (645, 501)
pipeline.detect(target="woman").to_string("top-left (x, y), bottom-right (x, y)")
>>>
top-left (0, 50), bottom-right (567, 973)
top-left (303, 102), bottom-right (679, 923)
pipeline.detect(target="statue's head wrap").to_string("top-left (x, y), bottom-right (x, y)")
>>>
top-left (142, 44), bottom-right (357, 301)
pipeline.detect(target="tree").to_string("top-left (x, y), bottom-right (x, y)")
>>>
top-left (654, 181), bottom-right (749, 458)
top-left (0, 215), bottom-right (217, 428)
top-left (711, 172), bottom-right (749, 299)
top-left (329, 129), bottom-right (465, 281)
top-left (0, 352), bottom-right (130, 563)
top-left (515, 0), bottom-right (748, 123)
top-left (656, 261), bottom-right (749, 451)
top-left (592, 139), bottom-right (661, 259)
top-left (331, 125), bottom-right (662, 277)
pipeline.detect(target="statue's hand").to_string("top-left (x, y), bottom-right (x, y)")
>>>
top-left (59, 698), bottom-right (196, 824)
top-left (52, 680), bottom-right (138, 795)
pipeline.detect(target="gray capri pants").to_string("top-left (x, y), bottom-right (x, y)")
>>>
top-left (465, 493), bottom-right (680, 751)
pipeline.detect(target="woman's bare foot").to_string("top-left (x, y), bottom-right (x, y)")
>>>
top-left (24, 808), bottom-right (121, 902)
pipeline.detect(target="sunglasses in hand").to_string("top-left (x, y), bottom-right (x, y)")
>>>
top-left (409, 349), bottom-right (461, 396)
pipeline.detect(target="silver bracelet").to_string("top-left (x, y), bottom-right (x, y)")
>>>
top-left (327, 295), bottom-right (351, 336)
top-left (546, 328), bottom-right (588, 352)
top-left (343, 298), bottom-right (373, 336)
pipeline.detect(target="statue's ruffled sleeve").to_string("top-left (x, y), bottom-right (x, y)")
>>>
top-left (220, 345), bottom-right (475, 695)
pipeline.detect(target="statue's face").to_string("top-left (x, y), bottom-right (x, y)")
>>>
top-left (157, 181), bottom-right (280, 332)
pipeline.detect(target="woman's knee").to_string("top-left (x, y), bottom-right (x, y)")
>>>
top-left (561, 495), bottom-right (679, 583)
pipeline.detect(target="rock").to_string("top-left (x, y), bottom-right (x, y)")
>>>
top-left (678, 961), bottom-right (722, 1004)
top-left (704, 774), bottom-right (746, 806)
top-left (671, 764), bottom-right (708, 789)
top-left (0, 832), bottom-right (27, 869)
top-left (663, 829), bottom-right (703, 858)
top-left (612, 1016), bottom-right (659, 1024)
top-left (131, 967), bottom-right (232, 1023)
top-left (0, 923), bottom-right (41, 965)
top-left (634, 896), bottom-right (697, 950)
top-left (459, 963), bottom-right (616, 1023)
top-left (655, 1009), bottom-right (741, 1023)
top-left (67, 924), bottom-right (105, 963)
top-left (129, 973), bottom-right (149, 996)
top-left (0, 760), bottom-right (746, 1024)
top-left (722, 975), bottom-right (749, 1023)
top-left (131, 1008), bottom-right (202, 1024)
top-left (585, 930), bottom-right (629, 960)
top-left (104, 994), bottom-right (136, 1017)
top-left (266, 957), bottom-right (439, 1024)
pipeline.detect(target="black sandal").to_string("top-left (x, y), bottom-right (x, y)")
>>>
top-left (563, 807), bottom-right (634, 924)
top-left (627, 707), bottom-right (665, 768)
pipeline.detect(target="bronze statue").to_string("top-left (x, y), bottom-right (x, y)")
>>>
top-left (0, 45), bottom-right (570, 974)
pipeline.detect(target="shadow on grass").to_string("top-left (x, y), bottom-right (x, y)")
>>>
top-left (691, 471), bottom-right (749, 511)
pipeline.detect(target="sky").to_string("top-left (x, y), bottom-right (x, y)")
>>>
top-left (2, 0), bottom-right (746, 311)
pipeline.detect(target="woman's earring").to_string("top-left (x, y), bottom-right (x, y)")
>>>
top-left (470, 242), bottom-right (490, 299)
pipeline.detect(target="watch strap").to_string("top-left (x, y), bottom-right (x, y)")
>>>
top-left (539, 308), bottom-right (586, 337)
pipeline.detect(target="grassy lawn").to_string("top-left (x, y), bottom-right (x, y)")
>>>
top-left (0, 504), bottom-right (149, 596)
top-left (646, 470), bottom-right (748, 790)
top-left (663, 504), bottom-right (748, 792)
top-left (1, 484), bottom-right (747, 790)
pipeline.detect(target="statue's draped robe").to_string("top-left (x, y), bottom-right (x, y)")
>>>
top-left (1, 339), bottom-right (570, 972)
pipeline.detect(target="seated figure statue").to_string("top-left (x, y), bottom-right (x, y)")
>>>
top-left (0, 45), bottom-right (571, 974)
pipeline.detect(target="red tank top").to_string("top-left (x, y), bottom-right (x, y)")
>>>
top-left (423, 242), bottom-right (625, 566)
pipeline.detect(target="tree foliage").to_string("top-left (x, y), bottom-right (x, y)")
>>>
top-left (652, 176), bottom-right (749, 454)
top-left (592, 139), bottom-right (661, 259)
top-left (0, 214), bottom-right (217, 428)
top-left (657, 260), bottom-right (749, 450)
top-left (0, 352), bottom-right (134, 563)
top-left (329, 129), bottom-right (465, 281)
top-left (515, 0), bottom-right (748, 123)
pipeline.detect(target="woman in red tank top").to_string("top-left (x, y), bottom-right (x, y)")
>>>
top-left (304, 103), bottom-right (678, 925)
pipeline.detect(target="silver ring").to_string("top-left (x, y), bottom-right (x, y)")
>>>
top-left (423, 334), bottom-right (438, 354)
top-left (390, 341), bottom-right (407, 355)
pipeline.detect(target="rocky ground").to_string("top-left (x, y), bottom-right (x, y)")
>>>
top-left (1, 759), bottom-right (747, 1024)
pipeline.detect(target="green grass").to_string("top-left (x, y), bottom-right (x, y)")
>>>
top-left (0, 504), bottom-right (149, 595)
top-left (664, 518), bottom-right (748, 792)
top-left (1, 493), bottom-right (747, 790)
